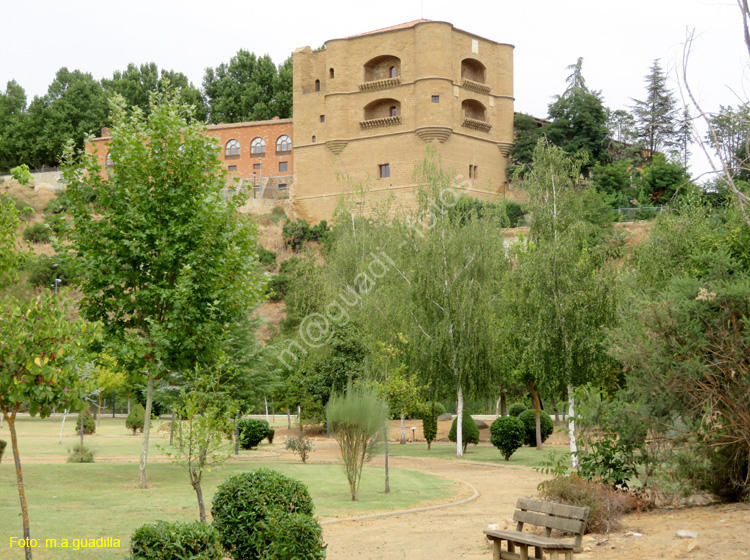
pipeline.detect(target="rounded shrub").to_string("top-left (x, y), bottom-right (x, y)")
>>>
top-left (266, 428), bottom-right (275, 444)
top-left (130, 520), bottom-right (223, 560)
top-left (252, 511), bottom-right (326, 560)
top-left (211, 469), bottom-right (315, 560)
top-left (22, 222), bottom-right (51, 244)
top-left (518, 409), bottom-right (554, 446)
top-left (75, 409), bottom-right (96, 435)
top-left (238, 418), bottom-right (270, 449)
top-left (126, 404), bottom-right (146, 435)
top-left (0, 439), bottom-right (6, 463)
top-left (448, 409), bottom-right (480, 453)
top-left (490, 416), bottom-right (526, 460)
top-left (508, 402), bottom-right (527, 417)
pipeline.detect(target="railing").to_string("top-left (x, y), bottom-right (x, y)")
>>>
top-left (462, 117), bottom-right (492, 133)
top-left (360, 116), bottom-right (402, 130)
top-left (359, 76), bottom-right (401, 92)
top-left (462, 79), bottom-right (491, 95)
top-left (615, 206), bottom-right (669, 222)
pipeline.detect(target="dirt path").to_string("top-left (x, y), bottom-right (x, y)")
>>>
top-left (309, 441), bottom-right (750, 560)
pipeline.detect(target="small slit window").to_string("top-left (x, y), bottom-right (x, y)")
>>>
top-left (329, 68), bottom-right (334, 79)
top-left (389, 106), bottom-right (397, 117)
top-left (389, 66), bottom-right (397, 78)
top-left (315, 79), bottom-right (321, 92)
top-left (225, 139), bottom-right (240, 157)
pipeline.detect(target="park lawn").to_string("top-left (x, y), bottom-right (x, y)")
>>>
top-left (0, 417), bottom-right (459, 560)
top-left (382, 440), bottom-right (567, 467)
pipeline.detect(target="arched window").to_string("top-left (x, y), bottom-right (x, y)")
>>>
top-left (276, 135), bottom-right (292, 154)
top-left (462, 99), bottom-right (487, 121)
top-left (389, 106), bottom-right (397, 117)
top-left (251, 137), bottom-right (266, 155)
top-left (461, 58), bottom-right (486, 84)
top-left (314, 79), bottom-right (321, 92)
top-left (106, 153), bottom-right (113, 168)
top-left (364, 98), bottom-right (401, 121)
top-left (329, 68), bottom-right (335, 79)
top-left (389, 66), bottom-right (397, 78)
top-left (225, 139), bottom-right (240, 157)
top-left (363, 55), bottom-right (401, 82)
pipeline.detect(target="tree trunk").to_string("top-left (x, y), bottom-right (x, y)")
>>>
top-left (7, 411), bottom-right (33, 560)
top-left (58, 409), bottom-right (68, 444)
top-left (384, 429), bottom-right (390, 494)
top-left (126, 389), bottom-right (131, 414)
top-left (529, 381), bottom-right (543, 450)
top-left (287, 409), bottom-right (291, 430)
top-left (500, 392), bottom-right (507, 417)
top-left (234, 412), bottom-right (240, 456)
top-left (456, 385), bottom-right (464, 458)
top-left (169, 408), bottom-right (176, 446)
top-left (97, 392), bottom-right (102, 427)
top-left (79, 409), bottom-right (84, 447)
top-left (139, 373), bottom-right (155, 489)
top-left (400, 412), bottom-right (406, 445)
top-left (568, 384), bottom-right (579, 468)
top-left (191, 470), bottom-right (206, 524)
top-left (264, 395), bottom-right (269, 423)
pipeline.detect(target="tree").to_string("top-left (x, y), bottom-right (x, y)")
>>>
top-left (0, 194), bottom-right (21, 289)
top-left (161, 368), bottom-right (236, 523)
top-left (92, 354), bottom-right (126, 426)
top-left (509, 113), bottom-right (545, 176)
top-left (0, 294), bottom-right (96, 560)
top-left (62, 91), bottom-right (266, 488)
top-left (203, 51), bottom-right (292, 124)
top-left (327, 383), bottom-right (389, 501)
top-left (631, 59), bottom-right (679, 158)
top-left (0, 80), bottom-right (28, 172)
top-left (638, 153), bottom-right (691, 204)
top-left (705, 104), bottom-right (750, 172)
top-left (422, 401), bottom-right (440, 450)
top-left (500, 140), bottom-right (620, 461)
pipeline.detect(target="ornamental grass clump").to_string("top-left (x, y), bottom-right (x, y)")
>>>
top-left (327, 384), bottom-right (389, 501)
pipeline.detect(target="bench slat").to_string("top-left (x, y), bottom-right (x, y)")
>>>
top-left (484, 529), bottom-right (575, 550)
top-left (513, 510), bottom-right (586, 534)
top-left (516, 498), bottom-right (589, 521)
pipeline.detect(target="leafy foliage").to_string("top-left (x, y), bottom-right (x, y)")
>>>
top-left (257, 246), bottom-right (277, 269)
top-left (75, 409), bottom-right (96, 435)
top-left (66, 443), bottom-right (95, 463)
top-left (10, 163), bottom-right (32, 185)
top-left (490, 416), bottom-right (526, 460)
top-left (211, 469), bottom-right (315, 560)
top-left (282, 219), bottom-right (329, 251)
top-left (508, 402), bottom-right (527, 417)
top-left (448, 410), bottom-right (480, 453)
top-left (252, 511), bottom-right (326, 560)
top-left (126, 404), bottom-right (146, 435)
top-left (421, 402), bottom-right (440, 450)
top-left (518, 409), bottom-right (554, 447)
top-left (284, 433), bottom-right (314, 463)
top-left (0, 439), bottom-right (6, 463)
top-left (22, 222), bottom-right (51, 244)
top-left (238, 418), bottom-right (271, 449)
top-left (130, 520), bottom-right (224, 560)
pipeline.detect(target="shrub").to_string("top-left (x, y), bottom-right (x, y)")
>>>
top-left (448, 409), bottom-right (480, 453)
top-left (75, 409), bottom-right (96, 435)
top-left (285, 433), bottom-right (314, 463)
top-left (67, 444), bottom-right (95, 463)
top-left (10, 164), bottom-right (32, 185)
top-left (422, 402), bottom-right (440, 450)
top-left (44, 196), bottom-right (68, 214)
top-left (258, 246), bottom-right (277, 268)
top-left (0, 439), bottom-right (6, 463)
top-left (26, 254), bottom-right (76, 288)
top-left (503, 200), bottom-right (526, 227)
top-left (508, 402), bottom-right (527, 417)
top-left (539, 474), bottom-right (639, 534)
top-left (126, 404), bottom-right (146, 435)
top-left (238, 418), bottom-right (270, 449)
top-left (267, 428), bottom-right (275, 444)
top-left (282, 219), bottom-right (330, 251)
top-left (490, 416), bottom-right (526, 460)
top-left (518, 409), bottom-right (554, 446)
top-left (130, 520), bottom-right (223, 560)
top-left (1, 193), bottom-right (34, 220)
top-left (22, 222), bottom-right (51, 244)
top-left (211, 469), bottom-right (315, 560)
top-left (43, 213), bottom-right (67, 236)
top-left (252, 511), bottom-right (326, 560)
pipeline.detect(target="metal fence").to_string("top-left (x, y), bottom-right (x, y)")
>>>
top-left (615, 205), bottom-right (669, 222)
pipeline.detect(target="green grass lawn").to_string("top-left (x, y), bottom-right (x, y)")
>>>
top-left (0, 416), bottom-right (459, 560)
top-left (382, 439), bottom-right (567, 467)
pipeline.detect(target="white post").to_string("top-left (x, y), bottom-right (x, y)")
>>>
top-left (59, 409), bottom-right (68, 444)
top-left (567, 384), bottom-right (578, 468)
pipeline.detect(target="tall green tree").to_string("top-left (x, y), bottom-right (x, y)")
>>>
top-left (0, 80), bottom-right (28, 171)
top-left (631, 59), bottom-right (679, 158)
top-left (203, 51), bottom-right (292, 123)
top-left (62, 91), bottom-right (266, 488)
top-left (706, 104), bottom-right (750, 171)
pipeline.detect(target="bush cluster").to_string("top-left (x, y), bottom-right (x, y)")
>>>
top-left (508, 402), bottom-right (527, 417)
top-left (1, 193), bottom-right (34, 220)
top-left (75, 410), bottom-right (96, 435)
top-left (211, 469), bottom-right (322, 560)
top-left (490, 416), bottom-right (525, 460)
top-left (22, 222), bottom-right (51, 244)
top-left (238, 418), bottom-right (270, 449)
top-left (518, 409), bottom-right (554, 446)
top-left (284, 433), bottom-right (314, 463)
top-left (267, 257), bottom-right (301, 302)
top-left (282, 219), bottom-right (329, 251)
top-left (448, 410), bottom-right (480, 453)
top-left (0, 439), bottom-right (6, 463)
top-left (266, 428), bottom-right (275, 444)
top-left (126, 404), bottom-right (146, 435)
top-left (539, 474), bottom-right (640, 534)
top-left (130, 521), bottom-right (223, 560)
top-left (67, 444), bottom-right (95, 463)
top-left (26, 254), bottom-right (77, 288)
top-left (257, 246), bottom-right (277, 269)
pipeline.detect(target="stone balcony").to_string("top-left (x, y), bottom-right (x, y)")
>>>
top-left (360, 116), bottom-right (402, 130)
top-left (462, 118), bottom-right (492, 133)
top-left (358, 77), bottom-right (402, 92)
top-left (462, 79), bottom-right (491, 95)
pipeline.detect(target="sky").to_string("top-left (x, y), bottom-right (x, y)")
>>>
top-left (1, 0), bottom-right (747, 175)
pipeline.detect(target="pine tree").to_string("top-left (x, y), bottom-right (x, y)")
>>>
top-left (631, 59), bottom-right (679, 158)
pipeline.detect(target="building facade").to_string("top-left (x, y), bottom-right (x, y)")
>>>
top-left (292, 20), bottom-right (514, 221)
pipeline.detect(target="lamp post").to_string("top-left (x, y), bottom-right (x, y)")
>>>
top-left (252, 171), bottom-right (256, 199)
top-left (52, 278), bottom-right (61, 294)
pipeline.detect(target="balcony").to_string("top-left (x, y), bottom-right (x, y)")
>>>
top-left (462, 79), bottom-right (491, 95)
top-left (360, 116), bottom-right (402, 130)
top-left (462, 118), bottom-right (492, 133)
top-left (359, 77), bottom-right (401, 92)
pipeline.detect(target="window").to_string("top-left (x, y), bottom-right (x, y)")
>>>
top-left (314, 79), bottom-right (320, 92)
top-left (253, 163), bottom-right (261, 170)
top-left (432, 95), bottom-right (440, 103)
top-left (389, 66), bottom-right (397, 78)
top-left (279, 183), bottom-right (288, 189)
top-left (251, 137), bottom-right (266, 155)
top-left (228, 165), bottom-right (237, 171)
top-left (320, 115), bottom-right (325, 123)
top-left (312, 135), bottom-right (316, 143)
top-left (225, 139), bottom-right (240, 157)
top-left (106, 153), bottom-right (113, 168)
top-left (279, 161), bottom-right (288, 172)
top-left (329, 68), bottom-right (334, 79)
top-left (276, 135), bottom-right (292, 153)
top-left (469, 165), bottom-right (478, 179)
top-left (389, 106), bottom-right (397, 117)
top-left (379, 164), bottom-right (390, 178)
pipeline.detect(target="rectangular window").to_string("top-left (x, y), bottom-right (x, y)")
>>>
top-left (469, 165), bottom-right (478, 179)
top-left (278, 183), bottom-right (288, 189)
top-left (379, 163), bottom-right (390, 178)
top-left (320, 115), bottom-right (325, 123)
top-left (228, 165), bottom-right (237, 171)
top-left (279, 161), bottom-right (288, 172)
top-left (432, 95), bottom-right (439, 103)
top-left (253, 163), bottom-right (261, 170)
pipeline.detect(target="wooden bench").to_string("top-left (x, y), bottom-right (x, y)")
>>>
top-left (484, 498), bottom-right (590, 560)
